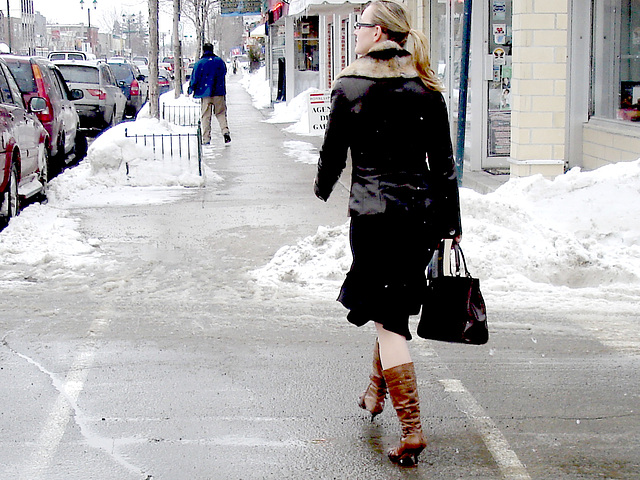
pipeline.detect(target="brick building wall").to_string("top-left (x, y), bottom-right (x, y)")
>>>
top-left (510, 0), bottom-right (568, 175)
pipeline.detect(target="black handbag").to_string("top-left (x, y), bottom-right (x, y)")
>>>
top-left (417, 241), bottom-right (488, 345)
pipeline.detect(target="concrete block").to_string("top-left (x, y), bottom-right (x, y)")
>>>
top-left (509, 158), bottom-right (565, 178)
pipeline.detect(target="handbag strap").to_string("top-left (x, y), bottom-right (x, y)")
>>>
top-left (451, 243), bottom-right (472, 278)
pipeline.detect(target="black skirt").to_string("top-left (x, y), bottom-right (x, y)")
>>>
top-left (337, 214), bottom-right (439, 340)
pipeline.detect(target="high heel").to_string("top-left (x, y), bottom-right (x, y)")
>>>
top-left (383, 362), bottom-right (427, 466)
top-left (358, 339), bottom-right (386, 419)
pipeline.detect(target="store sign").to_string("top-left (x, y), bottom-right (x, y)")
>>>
top-left (220, 0), bottom-right (262, 16)
top-left (308, 91), bottom-right (331, 132)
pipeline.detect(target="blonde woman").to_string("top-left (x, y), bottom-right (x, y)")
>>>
top-left (314, 0), bottom-right (461, 466)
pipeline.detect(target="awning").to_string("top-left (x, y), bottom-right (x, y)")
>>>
top-left (287, 0), bottom-right (367, 16)
top-left (250, 23), bottom-right (266, 37)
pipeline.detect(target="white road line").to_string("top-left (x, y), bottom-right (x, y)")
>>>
top-left (440, 378), bottom-right (532, 480)
top-left (11, 317), bottom-right (113, 480)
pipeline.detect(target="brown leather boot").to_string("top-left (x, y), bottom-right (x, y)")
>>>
top-left (383, 362), bottom-right (427, 466)
top-left (358, 339), bottom-right (386, 419)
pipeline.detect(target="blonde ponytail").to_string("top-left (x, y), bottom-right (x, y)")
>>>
top-left (408, 28), bottom-right (443, 92)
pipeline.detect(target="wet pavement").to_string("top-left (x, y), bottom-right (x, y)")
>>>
top-left (0, 74), bottom-right (638, 479)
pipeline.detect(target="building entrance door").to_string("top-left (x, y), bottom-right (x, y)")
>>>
top-left (484, 0), bottom-right (512, 168)
top-left (430, 0), bottom-right (512, 172)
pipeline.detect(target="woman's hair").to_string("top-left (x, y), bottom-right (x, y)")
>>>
top-left (367, 0), bottom-right (443, 92)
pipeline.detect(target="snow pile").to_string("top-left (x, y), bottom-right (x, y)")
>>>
top-left (0, 204), bottom-right (102, 284)
top-left (239, 68), bottom-right (324, 136)
top-left (239, 66), bottom-right (272, 110)
top-left (253, 223), bottom-right (350, 296)
top-left (253, 160), bottom-right (640, 313)
top-left (0, 90), bottom-right (219, 283)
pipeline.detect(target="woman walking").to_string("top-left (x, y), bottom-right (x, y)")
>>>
top-left (314, 0), bottom-right (462, 466)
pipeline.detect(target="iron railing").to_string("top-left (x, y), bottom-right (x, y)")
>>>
top-left (124, 125), bottom-right (203, 176)
top-left (161, 104), bottom-right (201, 127)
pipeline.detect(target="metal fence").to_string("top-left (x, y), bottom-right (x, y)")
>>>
top-left (162, 104), bottom-right (201, 127)
top-left (124, 126), bottom-right (203, 176)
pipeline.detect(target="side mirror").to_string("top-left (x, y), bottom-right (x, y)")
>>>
top-left (69, 89), bottom-right (84, 101)
top-left (29, 96), bottom-right (47, 113)
top-left (136, 74), bottom-right (146, 82)
top-left (118, 80), bottom-right (126, 87)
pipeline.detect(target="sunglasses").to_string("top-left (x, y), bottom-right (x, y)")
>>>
top-left (354, 22), bottom-right (378, 30)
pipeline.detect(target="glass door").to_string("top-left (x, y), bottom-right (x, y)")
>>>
top-left (486, 0), bottom-right (512, 162)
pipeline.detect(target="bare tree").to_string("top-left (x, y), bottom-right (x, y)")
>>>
top-left (181, 0), bottom-right (213, 59)
top-left (149, 0), bottom-right (160, 119)
top-left (173, 0), bottom-right (183, 97)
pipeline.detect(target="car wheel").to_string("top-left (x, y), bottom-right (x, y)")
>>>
top-left (0, 161), bottom-right (19, 228)
top-left (74, 130), bottom-right (88, 161)
top-left (35, 144), bottom-right (49, 202)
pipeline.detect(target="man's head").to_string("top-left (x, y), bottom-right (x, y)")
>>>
top-left (203, 43), bottom-right (214, 54)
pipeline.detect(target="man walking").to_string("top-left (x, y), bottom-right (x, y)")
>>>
top-left (188, 43), bottom-right (231, 144)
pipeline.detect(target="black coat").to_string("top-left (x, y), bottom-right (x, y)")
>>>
top-left (314, 41), bottom-right (461, 238)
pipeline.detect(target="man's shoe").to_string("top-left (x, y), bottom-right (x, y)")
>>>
top-left (224, 133), bottom-right (231, 144)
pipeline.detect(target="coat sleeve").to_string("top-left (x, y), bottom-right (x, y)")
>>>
top-left (314, 81), bottom-right (351, 202)
top-left (426, 92), bottom-right (462, 238)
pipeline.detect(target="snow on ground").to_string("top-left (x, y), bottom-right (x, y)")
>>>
top-left (237, 68), bottom-right (640, 315)
top-left (0, 90), bottom-right (219, 284)
top-left (2, 69), bottom-right (640, 319)
top-left (252, 161), bottom-right (640, 314)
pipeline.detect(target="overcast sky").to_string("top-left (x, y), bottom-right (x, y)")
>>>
top-left (33, 0), bottom-right (178, 33)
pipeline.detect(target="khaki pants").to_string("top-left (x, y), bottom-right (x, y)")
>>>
top-left (200, 96), bottom-right (229, 143)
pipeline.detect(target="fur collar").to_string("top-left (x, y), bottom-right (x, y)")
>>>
top-left (336, 41), bottom-right (418, 80)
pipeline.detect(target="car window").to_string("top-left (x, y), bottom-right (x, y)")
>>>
top-left (51, 68), bottom-right (72, 98)
top-left (58, 65), bottom-right (99, 84)
top-left (1, 64), bottom-right (23, 107)
top-left (41, 66), bottom-right (64, 101)
top-left (101, 65), bottom-right (116, 86)
top-left (68, 53), bottom-right (85, 61)
top-left (3, 59), bottom-right (37, 94)
top-left (108, 63), bottom-right (133, 82)
top-left (0, 67), bottom-right (13, 104)
top-left (39, 65), bottom-right (62, 101)
top-left (48, 53), bottom-right (66, 61)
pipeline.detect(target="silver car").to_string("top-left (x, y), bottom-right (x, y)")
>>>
top-left (55, 61), bottom-right (126, 131)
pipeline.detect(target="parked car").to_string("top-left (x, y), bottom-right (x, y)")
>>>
top-left (138, 66), bottom-right (173, 95)
top-left (185, 62), bottom-right (195, 80)
top-left (55, 60), bottom-right (126, 131)
top-left (132, 56), bottom-right (149, 66)
top-left (48, 51), bottom-right (96, 62)
top-left (107, 59), bottom-right (148, 117)
top-left (161, 57), bottom-right (175, 74)
top-left (2, 55), bottom-right (86, 170)
top-left (0, 57), bottom-right (49, 227)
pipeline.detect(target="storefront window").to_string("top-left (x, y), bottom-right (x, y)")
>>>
top-left (618, 0), bottom-right (640, 121)
top-left (294, 16), bottom-right (319, 71)
top-left (593, 0), bottom-right (640, 122)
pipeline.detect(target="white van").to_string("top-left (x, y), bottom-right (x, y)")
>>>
top-left (48, 51), bottom-right (97, 62)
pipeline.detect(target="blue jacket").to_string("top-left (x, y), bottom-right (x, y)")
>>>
top-left (188, 52), bottom-right (227, 98)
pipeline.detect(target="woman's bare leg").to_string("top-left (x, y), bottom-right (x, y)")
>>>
top-left (375, 322), bottom-right (412, 370)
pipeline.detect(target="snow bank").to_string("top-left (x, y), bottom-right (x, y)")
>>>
top-left (239, 66), bottom-right (272, 110)
top-left (253, 161), bottom-right (640, 314)
top-left (239, 68), bottom-right (325, 136)
top-left (0, 93), bottom-right (219, 283)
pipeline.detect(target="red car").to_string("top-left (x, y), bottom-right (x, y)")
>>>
top-left (0, 57), bottom-right (49, 227)
top-left (2, 55), bottom-right (86, 171)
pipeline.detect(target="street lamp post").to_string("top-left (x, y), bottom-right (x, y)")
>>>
top-left (122, 13), bottom-right (136, 58)
top-left (80, 0), bottom-right (97, 52)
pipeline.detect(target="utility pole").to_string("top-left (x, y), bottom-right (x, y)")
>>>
top-left (148, 0), bottom-right (160, 119)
